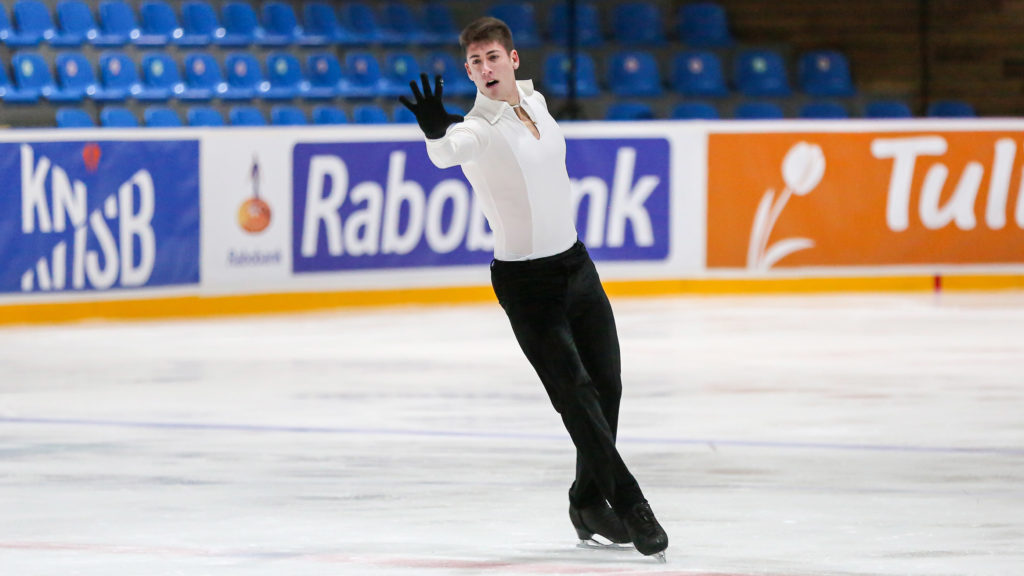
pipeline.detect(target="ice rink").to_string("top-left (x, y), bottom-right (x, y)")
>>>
top-left (1, 292), bottom-right (1022, 576)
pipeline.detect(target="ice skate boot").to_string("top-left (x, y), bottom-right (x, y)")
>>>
top-left (621, 501), bottom-right (668, 562)
top-left (569, 503), bottom-right (632, 549)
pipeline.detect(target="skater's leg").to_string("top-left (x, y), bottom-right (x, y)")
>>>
top-left (491, 266), bottom-right (634, 508)
top-left (567, 256), bottom-right (645, 512)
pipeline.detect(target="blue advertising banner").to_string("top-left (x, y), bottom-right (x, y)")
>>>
top-left (292, 138), bottom-right (670, 272)
top-left (0, 141), bottom-right (200, 294)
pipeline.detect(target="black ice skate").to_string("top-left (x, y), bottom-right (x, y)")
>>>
top-left (569, 503), bottom-right (632, 549)
top-left (621, 501), bottom-right (668, 562)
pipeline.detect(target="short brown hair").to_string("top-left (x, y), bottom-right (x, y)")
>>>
top-left (459, 17), bottom-right (515, 54)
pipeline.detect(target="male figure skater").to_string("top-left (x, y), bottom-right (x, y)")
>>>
top-left (400, 17), bottom-right (669, 560)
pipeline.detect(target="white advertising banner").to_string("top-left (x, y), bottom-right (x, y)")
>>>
top-left (199, 123), bottom-right (706, 294)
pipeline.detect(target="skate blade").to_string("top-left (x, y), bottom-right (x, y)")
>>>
top-left (652, 550), bottom-right (667, 563)
top-left (576, 538), bottom-right (635, 552)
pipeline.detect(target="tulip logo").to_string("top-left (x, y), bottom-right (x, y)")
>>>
top-left (746, 141), bottom-right (825, 270)
top-left (238, 158), bottom-right (271, 234)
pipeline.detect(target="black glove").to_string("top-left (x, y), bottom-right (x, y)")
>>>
top-left (399, 73), bottom-right (464, 139)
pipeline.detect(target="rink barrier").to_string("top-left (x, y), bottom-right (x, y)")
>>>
top-left (2, 121), bottom-right (1023, 325)
top-left (3, 273), bottom-right (1023, 325)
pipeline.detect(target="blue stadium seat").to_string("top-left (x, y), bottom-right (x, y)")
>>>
top-left (671, 51), bottom-right (728, 97)
top-left (271, 105), bottom-right (306, 125)
top-left (56, 107), bottom-right (96, 127)
top-left (7, 1), bottom-right (57, 47)
top-left (548, 2), bottom-right (602, 46)
top-left (798, 50), bottom-right (855, 97)
top-left (180, 1), bottom-right (222, 46)
top-left (306, 52), bottom-right (344, 99)
top-left (94, 51), bottom-right (137, 100)
top-left (264, 52), bottom-right (307, 99)
top-left (488, 4), bottom-right (540, 47)
top-left (182, 52), bottom-right (224, 100)
top-left (96, 1), bottom-right (140, 46)
top-left (0, 7), bottom-right (12, 44)
top-left (223, 52), bottom-right (265, 100)
top-left (612, 2), bottom-right (665, 45)
top-left (383, 52), bottom-right (422, 96)
top-left (423, 3), bottom-right (459, 45)
top-left (734, 101), bottom-right (785, 119)
top-left (11, 52), bottom-right (59, 102)
top-left (53, 1), bottom-right (98, 46)
top-left (542, 52), bottom-right (600, 98)
top-left (187, 105), bottom-right (224, 126)
top-left (312, 105), bottom-right (348, 124)
top-left (734, 49), bottom-right (791, 97)
top-left (137, 1), bottom-right (182, 46)
top-left (220, 2), bottom-right (262, 46)
top-left (672, 102), bottom-right (720, 120)
top-left (606, 102), bottom-right (654, 121)
top-left (302, 2), bottom-right (359, 45)
top-left (342, 3), bottom-right (403, 45)
top-left (799, 101), bottom-right (849, 119)
top-left (353, 104), bottom-right (389, 124)
top-left (144, 105), bottom-right (182, 126)
top-left (1, 59), bottom-right (38, 103)
top-left (424, 52), bottom-right (476, 98)
top-left (54, 51), bottom-right (99, 101)
top-left (927, 100), bottom-right (976, 117)
top-left (230, 105), bottom-right (266, 125)
top-left (345, 51), bottom-right (391, 98)
top-left (679, 2), bottom-right (733, 47)
top-left (100, 105), bottom-right (139, 127)
top-left (381, 2), bottom-right (429, 45)
top-left (864, 99), bottom-right (912, 119)
top-left (138, 52), bottom-right (185, 100)
top-left (608, 50), bottom-right (663, 97)
top-left (393, 104), bottom-right (416, 124)
top-left (260, 2), bottom-right (300, 46)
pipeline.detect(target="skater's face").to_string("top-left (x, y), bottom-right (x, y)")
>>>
top-left (465, 41), bottom-right (520, 104)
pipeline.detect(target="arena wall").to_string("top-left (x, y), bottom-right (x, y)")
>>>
top-left (3, 119), bottom-right (1023, 324)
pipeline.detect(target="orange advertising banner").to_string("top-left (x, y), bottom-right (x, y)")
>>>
top-left (707, 131), bottom-right (1024, 270)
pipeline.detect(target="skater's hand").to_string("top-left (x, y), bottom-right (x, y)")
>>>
top-left (399, 73), bottom-right (464, 139)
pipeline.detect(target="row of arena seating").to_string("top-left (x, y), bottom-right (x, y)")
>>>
top-left (606, 99), bottom-right (975, 120)
top-left (0, 47), bottom-right (863, 104)
top-left (0, 1), bottom-right (730, 49)
top-left (54, 104), bottom-right (444, 127)
top-left (0, 49), bottom-right (474, 103)
top-left (0, 0), bottom-right (458, 48)
top-left (53, 97), bottom-right (978, 129)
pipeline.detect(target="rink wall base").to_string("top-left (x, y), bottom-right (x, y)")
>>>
top-left (3, 273), bottom-right (1023, 326)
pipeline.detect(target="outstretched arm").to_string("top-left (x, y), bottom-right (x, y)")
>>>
top-left (399, 73), bottom-right (465, 140)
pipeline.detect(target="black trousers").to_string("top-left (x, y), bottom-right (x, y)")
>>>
top-left (490, 240), bottom-right (645, 514)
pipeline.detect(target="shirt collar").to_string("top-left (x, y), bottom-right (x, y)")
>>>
top-left (472, 79), bottom-right (535, 125)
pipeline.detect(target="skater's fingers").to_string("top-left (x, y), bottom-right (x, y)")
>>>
top-left (408, 79), bottom-right (423, 102)
top-left (399, 96), bottom-right (416, 112)
top-left (419, 73), bottom-right (433, 99)
top-left (433, 74), bottom-right (444, 100)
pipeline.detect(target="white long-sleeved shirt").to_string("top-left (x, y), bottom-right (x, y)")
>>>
top-left (425, 80), bottom-right (578, 261)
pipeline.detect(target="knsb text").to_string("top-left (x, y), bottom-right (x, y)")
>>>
top-left (20, 144), bottom-right (156, 291)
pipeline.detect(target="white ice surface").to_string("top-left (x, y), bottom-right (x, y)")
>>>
top-left (1, 293), bottom-right (1022, 576)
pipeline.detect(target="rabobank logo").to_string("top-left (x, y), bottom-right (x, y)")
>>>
top-left (292, 138), bottom-right (669, 272)
top-left (227, 156), bottom-right (282, 268)
top-left (238, 158), bottom-right (271, 234)
top-left (0, 141), bottom-right (200, 293)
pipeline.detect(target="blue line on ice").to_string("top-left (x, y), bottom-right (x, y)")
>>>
top-left (2, 416), bottom-right (1022, 457)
